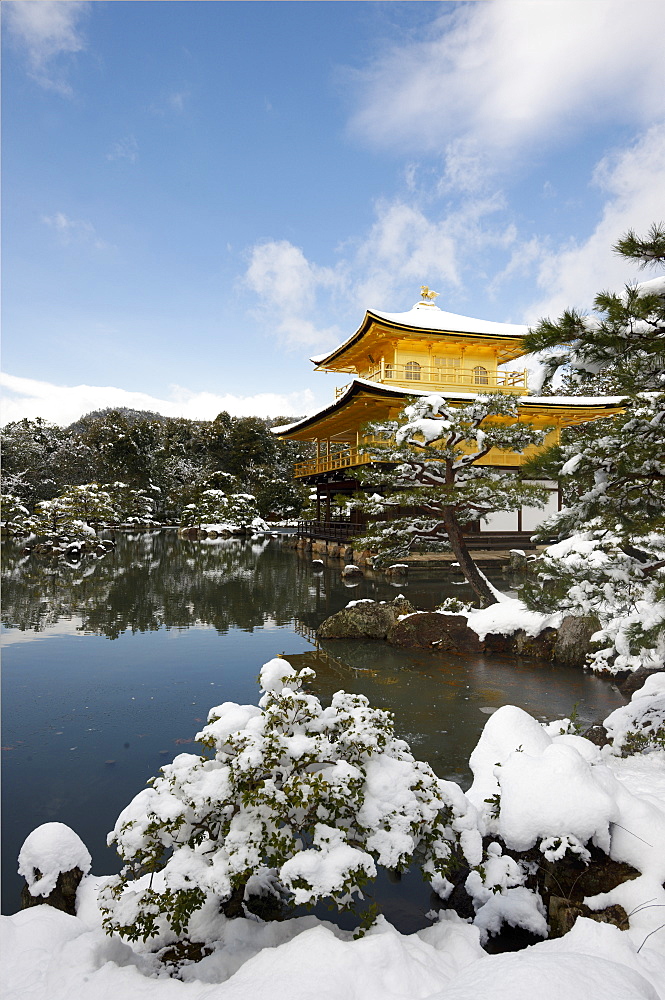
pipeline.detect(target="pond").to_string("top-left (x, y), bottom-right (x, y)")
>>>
top-left (1, 531), bottom-right (626, 924)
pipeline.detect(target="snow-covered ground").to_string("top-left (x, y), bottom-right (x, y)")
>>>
top-left (3, 673), bottom-right (664, 1000)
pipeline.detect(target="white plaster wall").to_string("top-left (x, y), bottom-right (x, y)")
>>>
top-left (522, 487), bottom-right (559, 531)
top-left (483, 510), bottom-right (519, 531)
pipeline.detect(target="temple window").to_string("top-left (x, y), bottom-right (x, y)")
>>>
top-left (473, 365), bottom-right (489, 385)
top-left (405, 361), bottom-right (422, 380)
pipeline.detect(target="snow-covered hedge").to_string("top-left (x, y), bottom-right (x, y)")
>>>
top-left (180, 489), bottom-right (268, 532)
top-left (6, 671), bottom-right (665, 998)
top-left (100, 659), bottom-right (480, 943)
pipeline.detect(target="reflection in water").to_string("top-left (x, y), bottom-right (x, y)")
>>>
top-left (2, 532), bottom-right (322, 639)
top-left (285, 644), bottom-right (626, 789)
top-left (1, 533), bottom-right (626, 925)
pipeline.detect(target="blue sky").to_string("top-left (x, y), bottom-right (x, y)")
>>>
top-left (2, 0), bottom-right (664, 425)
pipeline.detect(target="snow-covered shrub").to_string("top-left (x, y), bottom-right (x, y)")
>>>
top-left (31, 484), bottom-right (117, 541)
top-left (0, 493), bottom-right (31, 535)
top-left (436, 597), bottom-right (473, 614)
top-left (523, 525), bottom-right (665, 673)
top-left (100, 659), bottom-right (480, 944)
top-left (103, 481), bottom-right (157, 525)
top-left (467, 701), bottom-right (665, 897)
top-left (180, 489), bottom-right (267, 531)
top-left (603, 672), bottom-right (665, 755)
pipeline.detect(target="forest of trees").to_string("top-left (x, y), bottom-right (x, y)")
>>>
top-left (1, 408), bottom-right (314, 527)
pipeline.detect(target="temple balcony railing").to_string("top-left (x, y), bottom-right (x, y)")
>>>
top-left (334, 365), bottom-right (527, 397)
top-left (294, 447), bottom-right (375, 478)
top-left (294, 440), bottom-right (539, 477)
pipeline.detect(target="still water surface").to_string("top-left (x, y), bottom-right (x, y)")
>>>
top-left (1, 531), bottom-right (626, 921)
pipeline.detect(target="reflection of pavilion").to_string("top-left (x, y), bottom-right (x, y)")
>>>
top-left (274, 292), bottom-right (623, 547)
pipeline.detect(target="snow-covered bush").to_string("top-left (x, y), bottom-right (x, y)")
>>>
top-left (522, 524), bottom-right (665, 673)
top-left (103, 481), bottom-right (157, 525)
top-left (0, 492), bottom-right (31, 535)
top-left (603, 673), bottom-right (665, 755)
top-left (180, 489), bottom-right (267, 531)
top-left (100, 659), bottom-right (480, 944)
top-left (31, 484), bottom-right (117, 541)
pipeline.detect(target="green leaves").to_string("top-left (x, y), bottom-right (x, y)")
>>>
top-left (101, 660), bottom-right (479, 944)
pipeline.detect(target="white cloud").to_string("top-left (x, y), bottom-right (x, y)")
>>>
top-left (0, 373), bottom-right (317, 427)
top-left (245, 240), bottom-right (346, 348)
top-left (349, 0), bottom-right (665, 185)
top-left (525, 124), bottom-right (665, 322)
top-left (42, 212), bottom-right (109, 250)
top-left (4, 0), bottom-right (89, 96)
top-left (243, 191), bottom-right (521, 349)
top-left (106, 136), bottom-right (139, 164)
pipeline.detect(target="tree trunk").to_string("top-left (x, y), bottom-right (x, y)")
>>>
top-left (441, 506), bottom-right (498, 607)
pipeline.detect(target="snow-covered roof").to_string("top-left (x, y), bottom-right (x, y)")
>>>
top-left (272, 378), bottom-right (626, 437)
top-left (310, 303), bottom-right (528, 368)
top-left (371, 302), bottom-right (528, 338)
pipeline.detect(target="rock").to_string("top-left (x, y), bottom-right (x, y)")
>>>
top-left (536, 846), bottom-right (639, 902)
top-left (512, 628), bottom-right (558, 660)
top-left (20, 866), bottom-right (85, 916)
top-left (581, 723), bottom-right (612, 747)
top-left (387, 613), bottom-right (483, 653)
top-left (548, 895), bottom-right (629, 938)
top-left (509, 549), bottom-right (528, 570)
top-left (385, 563), bottom-right (409, 579)
top-left (554, 615), bottom-right (601, 668)
top-left (317, 597), bottom-right (415, 640)
top-left (312, 559), bottom-right (324, 569)
top-left (482, 632), bottom-right (514, 656)
top-left (341, 564), bottom-right (363, 579)
top-left (618, 665), bottom-right (664, 698)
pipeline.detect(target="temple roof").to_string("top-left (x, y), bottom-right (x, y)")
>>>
top-left (310, 303), bottom-right (529, 369)
top-left (272, 378), bottom-right (626, 441)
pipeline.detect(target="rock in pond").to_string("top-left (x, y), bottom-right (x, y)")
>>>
top-left (341, 564), bottom-right (363, 579)
top-left (316, 597), bottom-right (415, 640)
top-left (553, 615), bottom-right (601, 668)
top-left (387, 612), bottom-right (484, 652)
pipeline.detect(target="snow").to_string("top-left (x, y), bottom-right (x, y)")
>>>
top-left (4, 673), bottom-right (665, 999)
top-left (418, 593), bottom-right (562, 642)
top-left (636, 275), bottom-right (665, 297)
top-left (17, 823), bottom-right (92, 897)
top-left (603, 673), bottom-right (665, 752)
top-left (271, 382), bottom-right (624, 437)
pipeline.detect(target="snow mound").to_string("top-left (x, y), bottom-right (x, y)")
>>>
top-left (18, 823), bottom-right (91, 897)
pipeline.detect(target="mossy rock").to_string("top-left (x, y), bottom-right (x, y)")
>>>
top-left (317, 597), bottom-right (415, 640)
top-left (387, 612), bottom-right (483, 653)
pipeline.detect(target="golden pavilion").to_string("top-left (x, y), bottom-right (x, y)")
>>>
top-left (274, 288), bottom-right (624, 546)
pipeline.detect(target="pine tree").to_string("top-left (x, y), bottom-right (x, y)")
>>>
top-left (520, 225), bottom-right (665, 672)
top-left (350, 392), bottom-right (550, 606)
top-left (523, 226), bottom-right (665, 395)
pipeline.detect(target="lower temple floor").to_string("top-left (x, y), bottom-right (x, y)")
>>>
top-left (303, 474), bottom-right (561, 549)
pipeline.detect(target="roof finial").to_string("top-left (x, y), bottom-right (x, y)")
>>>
top-left (419, 285), bottom-right (439, 305)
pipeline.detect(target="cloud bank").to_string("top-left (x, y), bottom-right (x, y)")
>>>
top-left (349, 0), bottom-right (665, 177)
top-left (0, 373), bottom-right (316, 427)
top-left (4, 0), bottom-right (90, 96)
top-left (244, 1), bottom-right (665, 347)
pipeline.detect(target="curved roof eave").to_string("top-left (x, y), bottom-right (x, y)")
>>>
top-left (309, 306), bottom-right (529, 369)
top-left (271, 379), bottom-right (626, 438)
